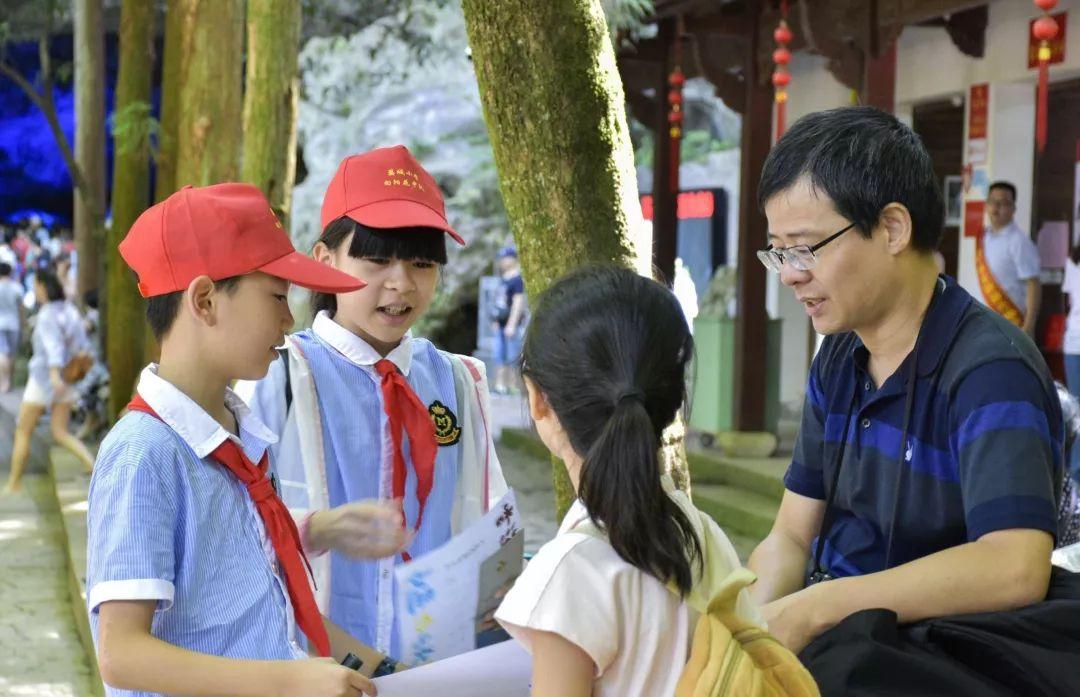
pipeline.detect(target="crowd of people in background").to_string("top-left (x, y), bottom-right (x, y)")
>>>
top-left (0, 216), bottom-right (78, 300)
top-left (0, 216), bottom-right (107, 495)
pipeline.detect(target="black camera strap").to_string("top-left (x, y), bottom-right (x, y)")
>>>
top-left (810, 279), bottom-right (942, 582)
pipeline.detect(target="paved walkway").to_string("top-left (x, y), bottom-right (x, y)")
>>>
top-left (0, 478), bottom-right (95, 696)
top-left (0, 389), bottom-right (96, 697)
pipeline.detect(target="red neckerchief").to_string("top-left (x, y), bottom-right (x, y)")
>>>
top-left (374, 359), bottom-right (437, 562)
top-left (126, 394), bottom-right (331, 657)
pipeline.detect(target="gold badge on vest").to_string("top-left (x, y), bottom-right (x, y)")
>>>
top-left (428, 400), bottom-right (461, 446)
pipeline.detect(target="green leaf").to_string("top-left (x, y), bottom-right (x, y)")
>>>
top-left (111, 101), bottom-right (160, 157)
top-left (54, 60), bottom-right (73, 84)
top-left (600, 0), bottom-right (654, 34)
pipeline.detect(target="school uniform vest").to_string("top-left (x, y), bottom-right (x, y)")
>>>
top-left (293, 330), bottom-right (461, 655)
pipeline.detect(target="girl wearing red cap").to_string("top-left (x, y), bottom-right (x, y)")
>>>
top-left (239, 146), bottom-right (507, 662)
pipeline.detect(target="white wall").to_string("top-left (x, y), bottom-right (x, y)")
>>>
top-left (897, 0), bottom-right (1080, 108)
top-left (786, 52), bottom-right (853, 121)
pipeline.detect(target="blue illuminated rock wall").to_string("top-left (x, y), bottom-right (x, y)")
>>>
top-left (0, 33), bottom-right (125, 226)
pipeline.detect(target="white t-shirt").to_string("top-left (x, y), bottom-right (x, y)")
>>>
top-left (496, 499), bottom-right (695, 697)
top-left (981, 222), bottom-right (1040, 312)
top-left (1062, 259), bottom-right (1080, 355)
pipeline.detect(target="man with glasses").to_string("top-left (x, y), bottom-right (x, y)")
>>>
top-left (745, 107), bottom-right (1063, 677)
top-left (976, 181), bottom-right (1041, 337)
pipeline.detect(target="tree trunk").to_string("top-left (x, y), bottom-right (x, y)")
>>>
top-left (174, 0), bottom-right (245, 187)
top-left (242, 0), bottom-right (301, 226)
top-left (74, 0), bottom-right (106, 300)
top-left (106, 0), bottom-right (154, 422)
top-left (461, 0), bottom-right (689, 518)
top-left (154, 0), bottom-right (186, 202)
top-left (143, 0), bottom-right (189, 365)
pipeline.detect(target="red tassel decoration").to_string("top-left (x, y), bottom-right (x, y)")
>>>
top-left (1037, 54), bottom-right (1049, 152)
top-left (1032, 2), bottom-right (1059, 153)
top-left (667, 67), bottom-right (684, 194)
top-left (667, 17), bottom-right (686, 194)
top-left (773, 1), bottom-right (794, 141)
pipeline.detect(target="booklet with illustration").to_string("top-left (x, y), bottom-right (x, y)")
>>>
top-left (394, 489), bottom-right (524, 666)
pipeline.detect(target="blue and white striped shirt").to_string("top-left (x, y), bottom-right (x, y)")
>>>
top-left (86, 365), bottom-right (306, 697)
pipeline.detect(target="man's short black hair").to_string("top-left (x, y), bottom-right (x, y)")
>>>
top-left (758, 105), bottom-right (944, 252)
top-left (988, 181), bottom-right (1017, 202)
top-left (0, 263), bottom-right (11, 277)
top-left (146, 276), bottom-right (242, 341)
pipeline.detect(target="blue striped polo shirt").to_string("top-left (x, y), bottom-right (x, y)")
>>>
top-left (787, 275), bottom-right (1063, 578)
top-left (86, 366), bottom-right (305, 696)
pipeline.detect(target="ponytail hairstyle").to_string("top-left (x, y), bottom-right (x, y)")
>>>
top-left (521, 266), bottom-right (701, 594)
top-left (311, 216), bottom-right (448, 317)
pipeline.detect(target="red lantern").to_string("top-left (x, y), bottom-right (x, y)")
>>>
top-left (1033, 1), bottom-right (1059, 153)
top-left (1033, 15), bottom-right (1060, 40)
top-left (773, 3), bottom-right (794, 140)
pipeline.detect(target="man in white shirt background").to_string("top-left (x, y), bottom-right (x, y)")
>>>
top-left (981, 181), bottom-right (1041, 337)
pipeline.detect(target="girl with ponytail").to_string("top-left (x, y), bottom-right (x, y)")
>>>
top-left (495, 266), bottom-right (763, 697)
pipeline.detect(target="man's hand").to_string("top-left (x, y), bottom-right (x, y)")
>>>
top-left (503, 324), bottom-right (517, 338)
top-left (760, 585), bottom-right (826, 655)
top-left (307, 500), bottom-right (413, 559)
top-left (761, 528), bottom-right (1053, 657)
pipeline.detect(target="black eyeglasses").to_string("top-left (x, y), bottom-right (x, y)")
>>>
top-left (757, 223), bottom-right (856, 273)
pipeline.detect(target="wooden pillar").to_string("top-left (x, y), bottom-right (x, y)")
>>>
top-left (733, 5), bottom-right (771, 432)
top-left (651, 18), bottom-right (678, 285)
top-left (863, 40), bottom-right (897, 113)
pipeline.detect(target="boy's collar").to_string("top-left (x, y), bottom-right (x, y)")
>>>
top-left (135, 364), bottom-right (278, 460)
top-left (312, 311), bottom-right (413, 376)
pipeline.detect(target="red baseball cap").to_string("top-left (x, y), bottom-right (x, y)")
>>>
top-left (119, 183), bottom-right (366, 298)
top-left (320, 145), bottom-right (465, 245)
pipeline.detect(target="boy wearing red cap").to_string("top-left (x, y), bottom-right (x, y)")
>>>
top-left (86, 184), bottom-right (377, 696)
top-left (238, 146), bottom-right (507, 664)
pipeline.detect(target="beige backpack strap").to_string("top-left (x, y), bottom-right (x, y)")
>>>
top-left (705, 568), bottom-right (761, 633)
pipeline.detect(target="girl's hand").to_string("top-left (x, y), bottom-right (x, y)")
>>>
top-left (307, 500), bottom-right (413, 559)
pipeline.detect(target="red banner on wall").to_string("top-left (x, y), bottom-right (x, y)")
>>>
top-left (968, 83), bottom-right (989, 140)
top-left (964, 200), bottom-right (985, 238)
